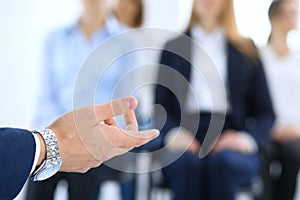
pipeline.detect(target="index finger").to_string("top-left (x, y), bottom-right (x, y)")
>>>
top-left (94, 96), bottom-right (138, 121)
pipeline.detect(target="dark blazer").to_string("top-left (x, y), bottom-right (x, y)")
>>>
top-left (0, 128), bottom-right (35, 199)
top-left (155, 34), bottom-right (275, 149)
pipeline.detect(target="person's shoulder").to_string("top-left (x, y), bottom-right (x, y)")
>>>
top-left (291, 48), bottom-right (300, 58)
top-left (160, 31), bottom-right (193, 59)
top-left (165, 31), bottom-right (191, 47)
top-left (46, 22), bottom-right (79, 41)
top-left (228, 38), bottom-right (257, 53)
top-left (259, 45), bottom-right (273, 59)
top-left (287, 48), bottom-right (300, 66)
top-left (259, 45), bottom-right (269, 54)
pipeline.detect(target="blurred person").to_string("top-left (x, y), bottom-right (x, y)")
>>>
top-left (107, 2), bottom-right (146, 199)
top-left (154, 0), bottom-right (275, 199)
top-left (26, 0), bottom-right (145, 199)
top-left (260, 0), bottom-right (300, 200)
top-left (0, 97), bottom-right (159, 200)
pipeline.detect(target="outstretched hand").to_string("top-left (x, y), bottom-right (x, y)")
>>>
top-left (48, 97), bottom-right (159, 173)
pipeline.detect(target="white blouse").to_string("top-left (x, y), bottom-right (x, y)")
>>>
top-left (261, 45), bottom-right (300, 127)
top-left (185, 25), bottom-right (228, 114)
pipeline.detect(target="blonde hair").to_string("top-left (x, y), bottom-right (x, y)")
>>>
top-left (189, 0), bottom-right (259, 59)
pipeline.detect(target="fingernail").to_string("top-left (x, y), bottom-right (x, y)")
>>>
top-left (129, 97), bottom-right (137, 109)
top-left (153, 129), bottom-right (160, 136)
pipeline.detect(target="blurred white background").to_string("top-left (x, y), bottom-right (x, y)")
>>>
top-left (0, 0), bottom-right (299, 199)
top-left (1, 0), bottom-right (299, 128)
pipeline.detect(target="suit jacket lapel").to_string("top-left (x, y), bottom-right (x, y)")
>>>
top-left (173, 33), bottom-right (192, 113)
top-left (227, 42), bottom-right (234, 107)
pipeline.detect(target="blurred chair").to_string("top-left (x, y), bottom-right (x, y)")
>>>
top-left (148, 166), bottom-right (266, 200)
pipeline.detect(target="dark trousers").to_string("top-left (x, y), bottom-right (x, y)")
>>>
top-left (26, 165), bottom-right (120, 200)
top-left (162, 150), bottom-right (260, 200)
top-left (269, 140), bottom-right (300, 200)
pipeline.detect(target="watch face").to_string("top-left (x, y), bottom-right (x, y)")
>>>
top-left (35, 162), bottom-right (61, 181)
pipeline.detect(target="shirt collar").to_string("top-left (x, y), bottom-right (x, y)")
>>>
top-left (66, 19), bottom-right (108, 41)
top-left (105, 13), bottom-right (130, 36)
top-left (65, 14), bottom-right (130, 42)
top-left (65, 22), bottom-right (80, 36)
top-left (191, 25), bottom-right (225, 45)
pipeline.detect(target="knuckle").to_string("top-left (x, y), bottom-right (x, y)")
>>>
top-left (92, 161), bottom-right (102, 168)
top-left (82, 168), bottom-right (90, 173)
top-left (78, 168), bottom-right (87, 173)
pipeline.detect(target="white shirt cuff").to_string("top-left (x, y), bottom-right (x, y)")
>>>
top-left (30, 133), bottom-right (41, 174)
top-left (238, 131), bottom-right (258, 154)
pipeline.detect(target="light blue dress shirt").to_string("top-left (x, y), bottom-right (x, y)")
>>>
top-left (36, 15), bottom-right (138, 128)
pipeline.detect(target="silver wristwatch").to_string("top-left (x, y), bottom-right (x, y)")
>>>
top-left (31, 128), bottom-right (62, 181)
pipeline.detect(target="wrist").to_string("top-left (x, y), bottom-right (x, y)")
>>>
top-left (35, 133), bottom-right (47, 167)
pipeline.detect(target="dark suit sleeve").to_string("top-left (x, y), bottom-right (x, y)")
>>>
top-left (246, 59), bottom-right (275, 148)
top-left (154, 46), bottom-right (182, 141)
top-left (0, 128), bottom-right (36, 199)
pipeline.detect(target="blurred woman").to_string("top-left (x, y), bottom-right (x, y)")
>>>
top-left (26, 0), bottom-right (144, 199)
top-left (260, 1), bottom-right (300, 200)
top-left (154, 0), bottom-right (275, 199)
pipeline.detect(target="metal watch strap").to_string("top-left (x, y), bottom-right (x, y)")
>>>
top-left (31, 128), bottom-right (62, 181)
top-left (33, 128), bottom-right (62, 163)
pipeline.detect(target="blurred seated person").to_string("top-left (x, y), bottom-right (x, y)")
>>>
top-left (154, 0), bottom-right (275, 199)
top-left (26, 0), bottom-right (144, 199)
top-left (260, 1), bottom-right (300, 200)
